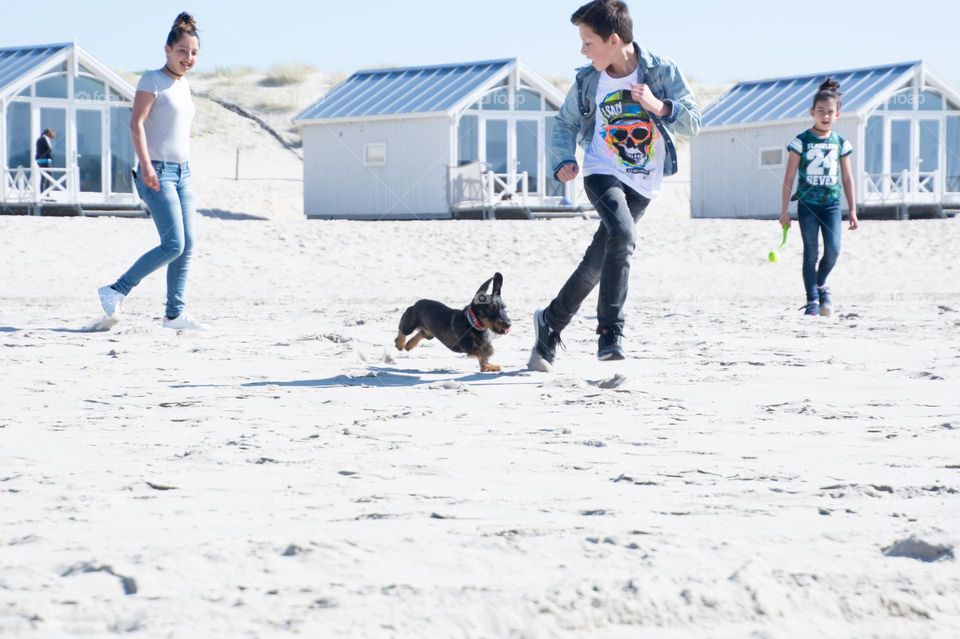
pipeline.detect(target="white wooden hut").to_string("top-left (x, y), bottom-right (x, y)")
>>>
top-left (692, 61), bottom-right (960, 219)
top-left (294, 58), bottom-right (591, 220)
top-left (1, 42), bottom-right (139, 215)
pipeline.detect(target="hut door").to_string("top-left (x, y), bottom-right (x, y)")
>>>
top-left (75, 108), bottom-right (104, 199)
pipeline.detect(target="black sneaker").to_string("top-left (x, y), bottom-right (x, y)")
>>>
top-left (597, 327), bottom-right (625, 361)
top-left (800, 300), bottom-right (820, 316)
top-left (528, 309), bottom-right (564, 371)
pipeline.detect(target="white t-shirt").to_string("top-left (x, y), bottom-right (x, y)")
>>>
top-left (582, 70), bottom-right (666, 199)
top-left (136, 69), bottom-right (195, 164)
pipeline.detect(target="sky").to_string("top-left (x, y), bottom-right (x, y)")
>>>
top-left (2, 0), bottom-right (959, 87)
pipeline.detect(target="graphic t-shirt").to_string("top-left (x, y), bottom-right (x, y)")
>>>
top-left (787, 130), bottom-right (853, 206)
top-left (582, 71), bottom-right (666, 199)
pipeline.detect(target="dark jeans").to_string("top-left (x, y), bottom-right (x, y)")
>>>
top-left (37, 158), bottom-right (52, 194)
top-left (545, 174), bottom-right (650, 333)
top-left (797, 202), bottom-right (841, 301)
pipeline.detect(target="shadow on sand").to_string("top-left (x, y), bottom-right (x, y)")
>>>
top-left (199, 208), bottom-right (268, 221)
top-left (235, 366), bottom-right (537, 389)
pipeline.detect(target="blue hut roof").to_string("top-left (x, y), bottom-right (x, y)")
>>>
top-left (0, 43), bottom-right (71, 96)
top-left (702, 61), bottom-right (921, 128)
top-left (296, 58), bottom-right (515, 121)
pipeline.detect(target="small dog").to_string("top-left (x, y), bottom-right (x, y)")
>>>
top-left (395, 273), bottom-right (512, 372)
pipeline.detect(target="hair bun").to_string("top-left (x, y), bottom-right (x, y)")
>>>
top-left (819, 77), bottom-right (841, 95)
top-left (173, 12), bottom-right (197, 31)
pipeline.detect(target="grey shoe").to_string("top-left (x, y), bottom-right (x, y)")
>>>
top-left (801, 300), bottom-right (820, 316)
top-left (597, 327), bottom-right (625, 361)
top-left (528, 309), bottom-right (564, 372)
top-left (817, 286), bottom-right (832, 317)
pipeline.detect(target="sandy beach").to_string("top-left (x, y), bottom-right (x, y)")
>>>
top-left (2, 60), bottom-right (959, 637)
top-left (2, 179), bottom-right (959, 637)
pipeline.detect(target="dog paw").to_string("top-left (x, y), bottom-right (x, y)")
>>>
top-left (480, 363), bottom-right (502, 373)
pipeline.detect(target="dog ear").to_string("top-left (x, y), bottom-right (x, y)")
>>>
top-left (492, 272), bottom-right (503, 296)
top-left (473, 276), bottom-right (494, 305)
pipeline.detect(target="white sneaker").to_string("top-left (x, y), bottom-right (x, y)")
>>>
top-left (162, 312), bottom-right (206, 331)
top-left (98, 285), bottom-right (126, 317)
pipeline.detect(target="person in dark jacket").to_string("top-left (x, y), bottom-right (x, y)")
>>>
top-left (35, 128), bottom-right (55, 194)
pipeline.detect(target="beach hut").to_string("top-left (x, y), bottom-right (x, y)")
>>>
top-left (1, 42), bottom-right (139, 215)
top-left (294, 58), bottom-right (591, 220)
top-left (692, 61), bottom-right (960, 219)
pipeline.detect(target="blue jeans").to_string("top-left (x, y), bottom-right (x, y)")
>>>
top-left (797, 202), bottom-right (841, 302)
top-left (545, 174), bottom-right (650, 333)
top-left (113, 160), bottom-right (195, 319)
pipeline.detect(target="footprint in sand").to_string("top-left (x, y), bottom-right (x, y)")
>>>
top-left (588, 374), bottom-right (628, 389)
top-left (882, 537), bottom-right (954, 562)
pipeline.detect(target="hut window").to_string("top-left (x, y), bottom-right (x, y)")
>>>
top-left (458, 115), bottom-right (479, 164)
top-left (111, 107), bottom-right (135, 193)
top-left (6, 102), bottom-right (32, 169)
top-left (759, 147), bottom-right (784, 167)
top-left (890, 121), bottom-right (911, 174)
top-left (481, 88), bottom-right (510, 111)
top-left (75, 75), bottom-right (107, 101)
top-left (947, 117), bottom-right (960, 192)
top-left (865, 116), bottom-right (883, 176)
top-left (918, 90), bottom-right (943, 111)
top-left (919, 120), bottom-right (940, 172)
top-left (363, 143), bottom-right (386, 167)
top-left (516, 89), bottom-right (542, 111)
top-left (35, 73), bottom-right (68, 99)
top-left (887, 89), bottom-right (913, 111)
top-left (109, 87), bottom-right (131, 104)
top-left (545, 117), bottom-right (564, 197)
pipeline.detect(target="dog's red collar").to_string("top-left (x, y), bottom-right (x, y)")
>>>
top-left (465, 306), bottom-right (484, 331)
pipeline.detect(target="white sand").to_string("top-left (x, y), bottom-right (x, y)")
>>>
top-left (1, 73), bottom-right (959, 638)
top-left (2, 193), bottom-right (959, 637)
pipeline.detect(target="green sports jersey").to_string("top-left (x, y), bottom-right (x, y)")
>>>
top-left (787, 130), bottom-right (853, 206)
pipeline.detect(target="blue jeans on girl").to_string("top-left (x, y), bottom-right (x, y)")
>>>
top-left (797, 202), bottom-right (841, 302)
top-left (113, 160), bottom-right (195, 319)
top-left (544, 174), bottom-right (650, 333)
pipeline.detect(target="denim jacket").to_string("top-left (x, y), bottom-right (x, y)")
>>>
top-left (550, 42), bottom-right (701, 179)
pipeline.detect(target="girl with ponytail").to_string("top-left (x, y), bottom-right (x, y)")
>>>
top-left (780, 78), bottom-right (859, 317)
top-left (97, 12), bottom-right (205, 331)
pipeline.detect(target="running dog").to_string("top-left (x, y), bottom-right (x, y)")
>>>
top-left (395, 273), bottom-right (511, 372)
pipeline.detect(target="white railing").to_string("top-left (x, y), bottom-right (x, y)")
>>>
top-left (4, 167), bottom-right (32, 202)
top-left (448, 163), bottom-right (535, 209)
top-left (483, 171), bottom-right (530, 206)
top-left (862, 170), bottom-right (941, 205)
top-left (448, 162), bottom-right (585, 217)
top-left (39, 167), bottom-right (71, 198)
top-left (2, 166), bottom-right (74, 203)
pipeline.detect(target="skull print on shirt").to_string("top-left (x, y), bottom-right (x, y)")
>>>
top-left (598, 89), bottom-right (657, 174)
